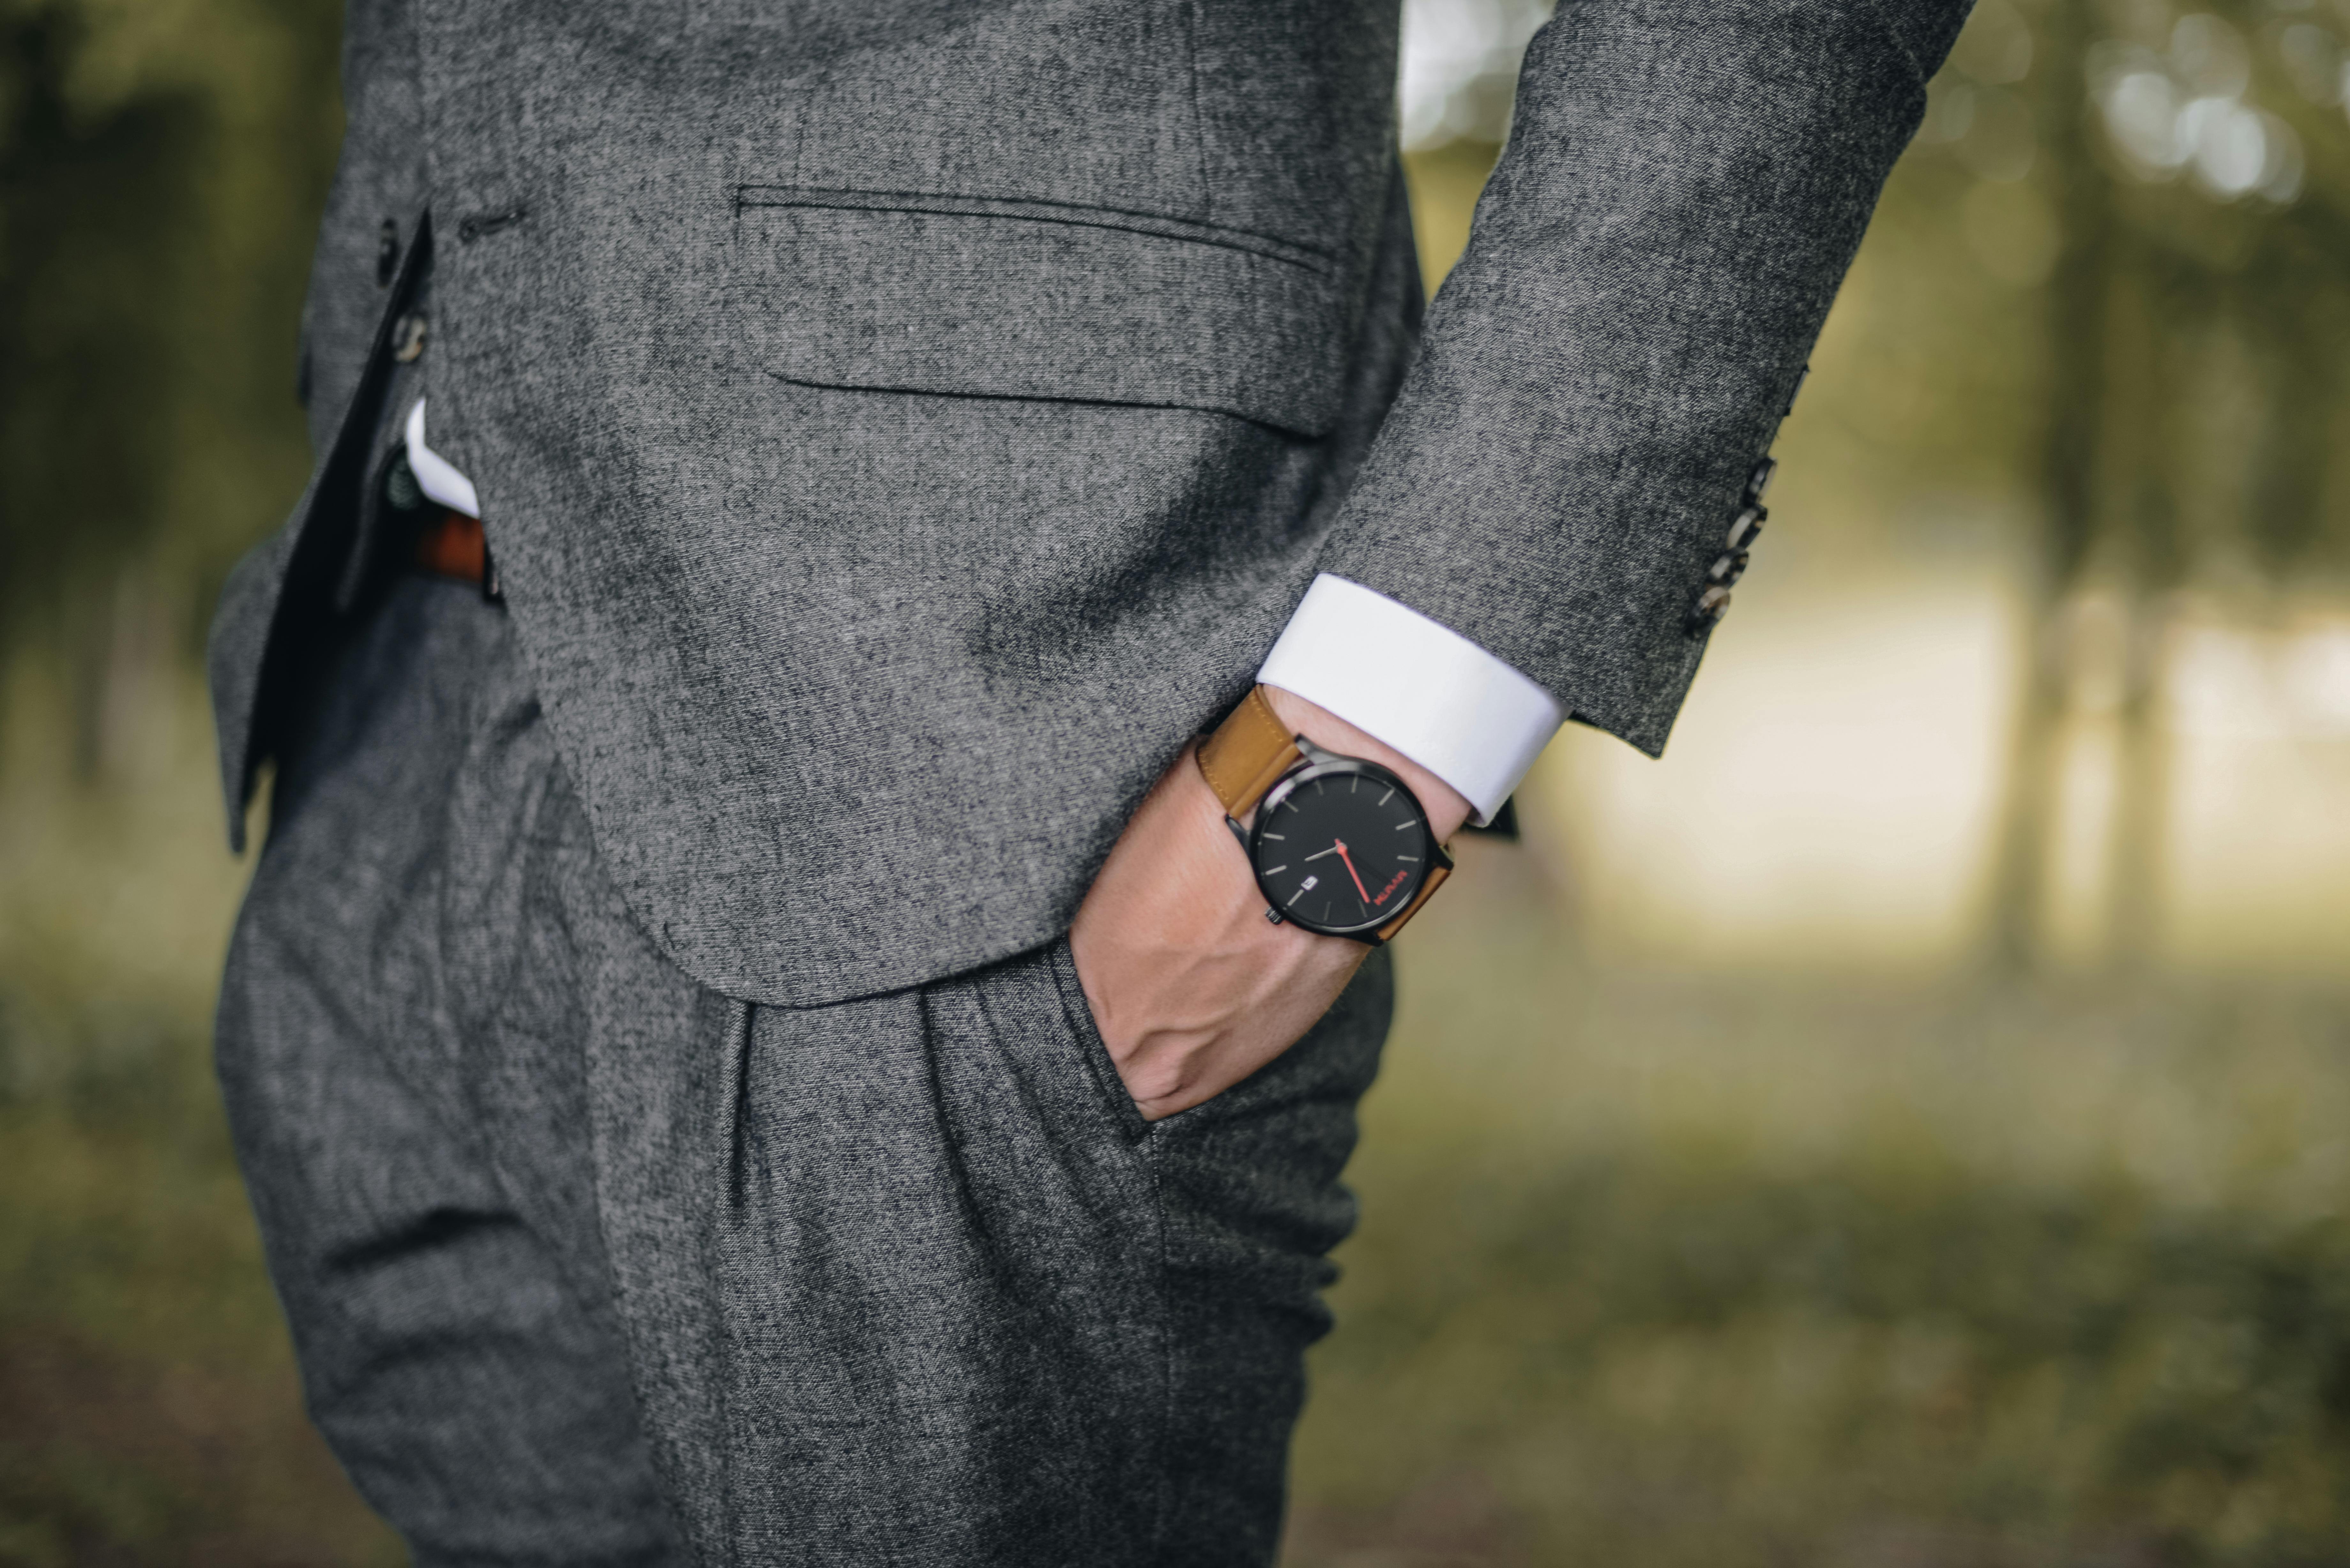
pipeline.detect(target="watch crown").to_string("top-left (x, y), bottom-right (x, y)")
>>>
top-left (1264, 906), bottom-right (1285, 925)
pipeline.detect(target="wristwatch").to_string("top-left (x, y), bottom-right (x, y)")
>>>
top-left (1195, 687), bottom-right (1453, 944)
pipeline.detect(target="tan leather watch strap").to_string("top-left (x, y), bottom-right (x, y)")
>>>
top-left (1373, 862), bottom-right (1450, 944)
top-left (1196, 686), bottom-right (1303, 818)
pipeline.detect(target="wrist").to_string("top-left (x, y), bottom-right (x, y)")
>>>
top-left (1257, 685), bottom-right (1474, 842)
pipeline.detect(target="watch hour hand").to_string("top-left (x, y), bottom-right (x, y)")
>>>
top-left (1303, 845), bottom-right (1341, 861)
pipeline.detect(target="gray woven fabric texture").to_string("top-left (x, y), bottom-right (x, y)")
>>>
top-left (217, 581), bottom-right (684, 1566)
top-left (218, 578), bottom-right (1393, 1565)
top-left (208, 0), bottom-right (1973, 1009)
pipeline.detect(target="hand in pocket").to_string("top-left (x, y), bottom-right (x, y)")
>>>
top-left (1069, 689), bottom-right (1469, 1121)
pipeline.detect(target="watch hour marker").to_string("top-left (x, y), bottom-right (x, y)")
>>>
top-left (1262, 865), bottom-right (1287, 876)
top-left (1396, 855), bottom-right (1419, 863)
top-left (1394, 819), bottom-right (1416, 829)
top-left (1260, 832), bottom-right (1284, 841)
top-left (1350, 776), bottom-right (1358, 793)
top-left (1378, 788), bottom-right (1394, 806)
top-left (1287, 887), bottom-right (1307, 907)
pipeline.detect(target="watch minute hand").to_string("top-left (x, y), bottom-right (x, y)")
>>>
top-left (1332, 840), bottom-right (1373, 902)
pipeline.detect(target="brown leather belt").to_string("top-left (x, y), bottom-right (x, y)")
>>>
top-left (415, 508), bottom-right (497, 598)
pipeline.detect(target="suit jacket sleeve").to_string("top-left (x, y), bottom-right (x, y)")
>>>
top-left (1316, 0), bottom-right (1975, 757)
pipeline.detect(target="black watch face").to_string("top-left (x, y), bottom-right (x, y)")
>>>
top-left (1249, 760), bottom-right (1435, 938)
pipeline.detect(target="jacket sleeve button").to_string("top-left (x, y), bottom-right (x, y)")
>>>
top-left (1687, 584), bottom-right (1734, 632)
top-left (1745, 457), bottom-right (1778, 504)
top-left (1727, 504), bottom-right (1767, 551)
top-left (1707, 551), bottom-right (1750, 586)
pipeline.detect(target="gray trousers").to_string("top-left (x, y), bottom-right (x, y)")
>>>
top-left (215, 577), bottom-right (1392, 1567)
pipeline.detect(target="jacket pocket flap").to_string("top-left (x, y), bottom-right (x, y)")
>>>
top-left (732, 188), bottom-right (1350, 438)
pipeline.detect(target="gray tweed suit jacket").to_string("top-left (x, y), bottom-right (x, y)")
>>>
top-left (210, 0), bottom-right (1973, 1007)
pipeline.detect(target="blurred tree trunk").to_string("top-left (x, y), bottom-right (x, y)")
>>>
top-left (2098, 260), bottom-right (2182, 972)
top-left (0, 6), bottom-right (196, 780)
top-left (2104, 568), bottom-right (2180, 973)
top-left (66, 568), bottom-right (173, 787)
top-left (1984, 0), bottom-right (2107, 973)
top-left (2104, 586), bottom-right (2172, 968)
top-left (0, 0), bottom-right (343, 742)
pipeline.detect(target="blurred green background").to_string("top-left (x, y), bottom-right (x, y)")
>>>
top-left (4, 0), bottom-right (2349, 1562)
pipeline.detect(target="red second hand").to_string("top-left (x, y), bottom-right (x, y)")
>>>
top-left (1333, 839), bottom-right (1372, 902)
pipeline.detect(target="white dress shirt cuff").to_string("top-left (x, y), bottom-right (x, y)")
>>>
top-left (1256, 573), bottom-right (1565, 826)
top-left (404, 399), bottom-right (481, 518)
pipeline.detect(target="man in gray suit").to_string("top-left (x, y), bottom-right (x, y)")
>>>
top-left (208, 0), bottom-right (1971, 1561)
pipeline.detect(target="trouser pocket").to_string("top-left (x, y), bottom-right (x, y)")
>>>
top-left (677, 938), bottom-right (1392, 1566)
top-left (703, 940), bottom-right (1169, 1565)
top-left (1037, 933), bottom-right (1155, 1136)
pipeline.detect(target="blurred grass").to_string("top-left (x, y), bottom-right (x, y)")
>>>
top-left (1286, 840), bottom-right (2350, 1566)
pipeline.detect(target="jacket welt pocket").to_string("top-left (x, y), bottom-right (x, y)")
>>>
top-left (730, 186), bottom-right (1350, 439)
